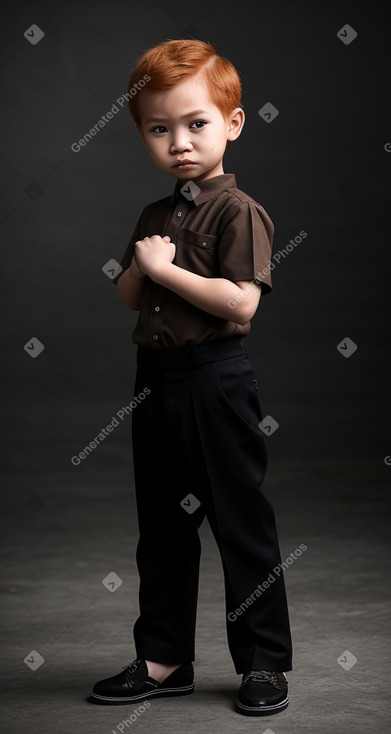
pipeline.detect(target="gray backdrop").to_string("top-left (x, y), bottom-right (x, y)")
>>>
top-left (1, 1), bottom-right (390, 731)
top-left (2, 0), bottom-right (389, 490)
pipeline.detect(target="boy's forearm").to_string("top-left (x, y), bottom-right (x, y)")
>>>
top-left (153, 262), bottom-right (260, 325)
top-left (117, 260), bottom-right (145, 310)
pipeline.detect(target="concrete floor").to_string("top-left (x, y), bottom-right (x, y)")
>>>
top-left (1, 454), bottom-right (390, 734)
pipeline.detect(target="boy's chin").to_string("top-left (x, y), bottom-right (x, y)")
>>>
top-left (169, 168), bottom-right (200, 179)
top-left (160, 164), bottom-right (204, 180)
top-left (162, 168), bottom-right (191, 180)
top-left (172, 169), bottom-right (208, 183)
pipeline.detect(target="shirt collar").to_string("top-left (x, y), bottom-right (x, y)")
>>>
top-left (170, 173), bottom-right (237, 207)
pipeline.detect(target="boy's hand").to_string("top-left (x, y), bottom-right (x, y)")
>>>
top-left (134, 235), bottom-right (176, 279)
top-left (129, 255), bottom-right (145, 279)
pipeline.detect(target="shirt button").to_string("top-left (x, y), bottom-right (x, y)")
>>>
top-left (202, 241), bottom-right (207, 246)
top-left (152, 334), bottom-right (159, 341)
top-left (177, 211), bottom-right (182, 217)
top-left (154, 306), bottom-right (160, 312)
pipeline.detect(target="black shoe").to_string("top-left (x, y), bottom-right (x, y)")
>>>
top-left (90, 658), bottom-right (194, 704)
top-left (236, 670), bottom-right (289, 716)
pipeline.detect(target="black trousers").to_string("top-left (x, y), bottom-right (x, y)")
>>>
top-left (131, 336), bottom-right (293, 674)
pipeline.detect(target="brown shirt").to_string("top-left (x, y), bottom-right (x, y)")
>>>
top-left (115, 173), bottom-right (274, 349)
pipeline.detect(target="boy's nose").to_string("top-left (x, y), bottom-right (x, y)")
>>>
top-left (170, 135), bottom-right (193, 154)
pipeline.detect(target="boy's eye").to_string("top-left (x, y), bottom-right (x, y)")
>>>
top-left (150, 120), bottom-right (207, 134)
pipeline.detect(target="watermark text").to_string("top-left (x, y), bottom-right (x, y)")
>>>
top-left (228, 544), bottom-right (307, 621)
top-left (71, 75), bottom-right (150, 152)
top-left (71, 387), bottom-right (151, 465)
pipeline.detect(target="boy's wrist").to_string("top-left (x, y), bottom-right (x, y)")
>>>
top-left (151, 261), bottom-right (175, 286)
top-left (129, 258), bottom-right (145, 280)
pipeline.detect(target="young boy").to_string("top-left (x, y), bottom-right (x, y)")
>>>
top-left (91, 39), bottom-right (293, 716)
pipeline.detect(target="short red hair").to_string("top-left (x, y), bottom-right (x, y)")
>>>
top-left (127, 39), bottom-right (242, 127)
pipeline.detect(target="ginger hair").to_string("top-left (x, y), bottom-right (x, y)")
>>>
top-left (127, 39), bottom-right (242, 127)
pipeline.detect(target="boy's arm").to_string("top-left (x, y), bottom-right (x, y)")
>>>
top-left (117, 257), bottom-right (146, 310)
top-left (134, 235), bottom-right (261, 325)
top-left (155, 266), bottom-right (261, 325)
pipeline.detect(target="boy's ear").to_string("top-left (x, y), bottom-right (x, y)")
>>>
top-left (227, 107), bottom-right (245, 142)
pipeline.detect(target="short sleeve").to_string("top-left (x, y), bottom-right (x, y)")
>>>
top-left (218, 200), bottom-right (274, 294)
top-left (111, 213), bottom-right (142, 285)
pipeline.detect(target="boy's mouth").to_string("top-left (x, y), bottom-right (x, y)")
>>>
top-left (174, 160), bottom-right (197, 169)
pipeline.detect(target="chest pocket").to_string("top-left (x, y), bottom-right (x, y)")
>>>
top-left (175, 228), bottom-right (219, 277)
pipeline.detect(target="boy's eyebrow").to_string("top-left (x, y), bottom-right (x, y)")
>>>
top-left (145, 109), bottom-right (210, 123)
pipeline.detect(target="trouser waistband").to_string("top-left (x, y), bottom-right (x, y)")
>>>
top-left (136, 336), bottom-right (248, 370)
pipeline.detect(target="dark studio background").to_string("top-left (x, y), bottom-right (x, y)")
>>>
top-left (0, 1), bottom-right (390, 733)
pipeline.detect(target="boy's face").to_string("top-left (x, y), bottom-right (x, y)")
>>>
top-left (136, 73), bottom-right (244, 183)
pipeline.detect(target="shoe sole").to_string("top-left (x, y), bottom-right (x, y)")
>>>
top-left (236, 695), bottom-right (289, 716)
top-left (90, 683), bottom-right (195, 704)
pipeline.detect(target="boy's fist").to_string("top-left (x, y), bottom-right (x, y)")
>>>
top-left (134, 235), bottom-right (176, 278)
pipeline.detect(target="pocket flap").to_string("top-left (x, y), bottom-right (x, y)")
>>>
top-left (177, 228), bottom-right (218, 249)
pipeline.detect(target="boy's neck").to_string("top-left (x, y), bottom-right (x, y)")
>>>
top-left (176, 171), bottom-right (232, 186)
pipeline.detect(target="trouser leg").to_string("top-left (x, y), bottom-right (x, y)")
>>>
top-left (131, 368), bottom-right (204, 664)
top-left (170, 356), bottom-right (293, 674)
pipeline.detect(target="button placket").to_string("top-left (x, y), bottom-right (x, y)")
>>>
top-left (147, 202), bottom-right (188, 345)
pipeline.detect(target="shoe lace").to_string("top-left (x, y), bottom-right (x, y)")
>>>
top-left (244, 670), bottom-right (280, 687)
top-left (122, 659), bottom-right (142, 687)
